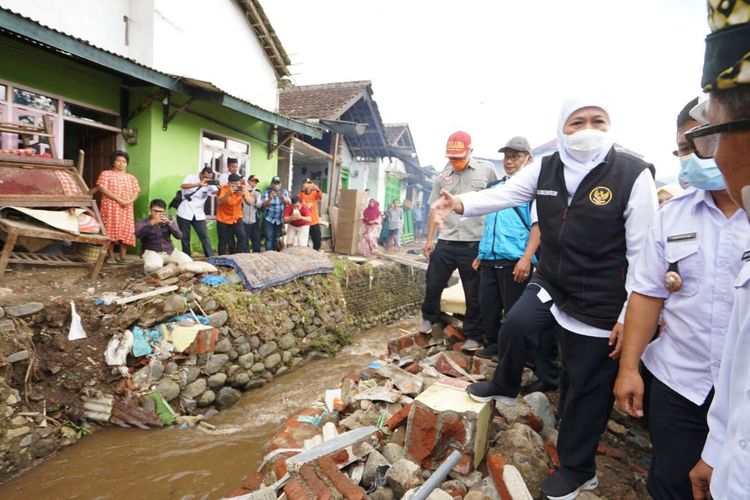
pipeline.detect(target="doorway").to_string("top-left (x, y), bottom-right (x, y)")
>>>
top-left (63, 122), bottom-right (118, 190)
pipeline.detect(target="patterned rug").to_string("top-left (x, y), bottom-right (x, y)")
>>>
top-left (207, 247), bottom-right (334, 291)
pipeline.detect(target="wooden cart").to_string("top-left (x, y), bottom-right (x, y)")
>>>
top-left (0, 117), bottom-right (110, 278)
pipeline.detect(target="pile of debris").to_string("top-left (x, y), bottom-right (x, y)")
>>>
top-left (230, 325), bottom-right (653, 499)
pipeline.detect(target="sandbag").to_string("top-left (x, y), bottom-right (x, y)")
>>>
top-left (143, 250), bottom-right (165, 273)
top-left (165, 249), bottom-right (193, 265)
top-left (177, 261), bottom-right (218, 274)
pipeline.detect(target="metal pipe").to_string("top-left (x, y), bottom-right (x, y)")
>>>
top-left (409, 450), bottom-right (462, 500)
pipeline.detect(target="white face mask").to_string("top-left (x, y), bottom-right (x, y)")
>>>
top-left (562, 129), bottom-right (610, 162)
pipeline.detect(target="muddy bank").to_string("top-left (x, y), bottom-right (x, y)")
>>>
top-left (0, 256), bottom-right (426, 484)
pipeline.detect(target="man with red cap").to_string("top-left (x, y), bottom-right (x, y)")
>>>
top-left (419, 131), bottom-right (499, 351)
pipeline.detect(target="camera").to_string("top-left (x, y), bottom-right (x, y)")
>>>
top-left (206, 179), bottom-right (219, 186)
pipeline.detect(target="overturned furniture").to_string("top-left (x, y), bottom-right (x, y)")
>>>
top-left (0, 153), bottom-right (109, 278)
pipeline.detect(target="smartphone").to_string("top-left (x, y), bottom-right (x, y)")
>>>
top-left (207, 179), bottom-right (220, 186)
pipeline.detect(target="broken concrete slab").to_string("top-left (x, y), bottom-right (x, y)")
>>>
top-left (286, 426), bottom-right (378, 471)
top-left (5, 302), bottom-right (44, 317)
top-left (404, 380), bottom-right (491, 475)
top-left (353, 387), bottom-right (401, 403)
top-left (385, 458), bottom-right (424, 498)
top-left (375, 365), bottom-right (424, 396)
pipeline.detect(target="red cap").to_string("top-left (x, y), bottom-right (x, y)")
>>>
top-left (445, 131), bottom-right (471, 159)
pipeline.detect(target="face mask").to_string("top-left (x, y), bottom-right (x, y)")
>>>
top-left (450, 158), bottom-right (469, 171)
top-left (678, 154), bottom-right (726, 191)
top-left (562, 129), bottom-right (610, 162)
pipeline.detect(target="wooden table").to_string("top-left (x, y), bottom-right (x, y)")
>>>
top-left (0, 216), bottom-right (109, 278)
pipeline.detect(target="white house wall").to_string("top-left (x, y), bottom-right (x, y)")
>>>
top-left (0, 0), bottom-right (154, 64)
top-left (1, 0), bottom-right (279, 111)
top-left (151, 0), bottom-right (278, 111)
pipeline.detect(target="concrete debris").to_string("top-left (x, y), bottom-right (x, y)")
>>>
top-left (385, 458), bottom-right (424, 498)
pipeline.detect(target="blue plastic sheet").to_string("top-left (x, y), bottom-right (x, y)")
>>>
top-left (168, 314), bottom-right (210, 325)
top-left (200, 275), bottom-right (228, 287)
top-left (131, 326), bottom-right (163, 357)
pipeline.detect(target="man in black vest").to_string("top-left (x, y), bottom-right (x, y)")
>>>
top-left (431, 98), bottom-right (658, 500)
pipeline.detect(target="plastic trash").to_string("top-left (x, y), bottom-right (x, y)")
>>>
top-left (149, 391), bottom-right (177, 425)
top-left (324, 388), bottom-right (343, 412)
top-left (200, 275), bottom-right (228, 287)
top-left (131, 327), bottom-right (153, 357)
top-left (68, 301), bottom-right (87, 340)
top-left (104, 330), bottom-right (134, 366)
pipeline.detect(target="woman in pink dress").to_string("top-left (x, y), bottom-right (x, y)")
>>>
top-left (97, 150), bottom-right (140, 262)
top-left (359, 199), bottom-right (382, 257)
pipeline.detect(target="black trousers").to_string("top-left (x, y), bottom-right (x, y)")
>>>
top-left (421, 240), bottom-right (482, 341)
top-left (309, 224), bottom-right (322, 250)
top-left (646, 374), bottom-right (713, 500)
top-left (244, 222), bottom-right (261, 253)
top-left (557, 328), bottom-right (619, 483)
top-left (177, 215), bottom-right (214, 257)
top-left (217, 221), bottom-right (247, 255)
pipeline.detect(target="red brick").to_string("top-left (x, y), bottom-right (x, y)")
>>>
top-left (414, 332), bottom-right (431, 347)
top-left (487, 453), bottom-right (512, 500)
top-left (299, 464), bottom-right (332, 500)
top-left (403, 361), bottom-right (421, 374)
top-left (444, 325), bottom-right (466, 341)
top-left (404, 403), bottom-right (439, 466)
top-left (597, 443), bottom-right (626, 459)
top-left (329, 449), bottom-right (349, 464)
top-left (387, 403), bottom-right (413, 431)
top-left (445, 486), bottom-right (466, 498)
top-left (317, 456), bottom-right (367, 500)
top-left (241, 471), bottom-right (264, 491)
top-left (274, 459), bottom-right (288, 480)
top-left (284, 478), bottom-right (313, 500)
top-left (341, 374), bottom-right (361, 384)
top-left (629, 463), bottom-right (648, 476)
top-left (388, 333), bottom-right (430, 356)
top-left (544, 441), bottom-right (560, 468)
top-left (435, 352), bottom-right (471, 377)
top-left (523, 413), bottom-right (544, 433)
top-left (452, 341), bottom-right (465, 352)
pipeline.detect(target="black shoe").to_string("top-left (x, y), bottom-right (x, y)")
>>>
top-left (465, 381), bottom-right (518, 406)
top-left (475, 343), bottom-right (498, 359)
top-left (540, 472), bottom-right (597, 500)
top-left (521, 379), bottom-right (557, 394)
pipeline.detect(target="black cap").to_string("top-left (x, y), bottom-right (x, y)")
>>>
top-left (228, 173), bottom-right (242, 182)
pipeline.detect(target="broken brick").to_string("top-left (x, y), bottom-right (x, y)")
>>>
top-left (444, 325), bottom-right (466, 341)
top-left (544, 441), bottom-right (560, 468)
top-left (274, 459), bottom-right (288, 480)
top-left (403, 361), bottom-right (421, 374)
top-left (387, 403), bottom-right (413, 431)
top-left (284, 478), bottom-right (313, 500)
top-left (241, 471), bottom-right (264, 491)
top-left (404, 380), bottom-right (491, 474)
top-left (597, 443), bottom-right (626, 459)
top-left (387, 333), bottom-right (430, 357)
top-left (299, 464), bottom-right (332, 500)
top-left (487, 453), bottom-right (512, 500)
top-left (317, 456), bottom-right (367, 500)
top-left (435, 351), bottom-right (471, 378)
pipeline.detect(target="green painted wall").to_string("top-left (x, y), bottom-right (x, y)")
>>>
top-left (0, 39), bottom-right (119, 112)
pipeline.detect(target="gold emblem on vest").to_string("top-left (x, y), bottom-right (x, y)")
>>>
top-left (589, 186), bottom-right (613, 206)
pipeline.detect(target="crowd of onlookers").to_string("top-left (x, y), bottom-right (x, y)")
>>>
top-left (94, 151), bottom-right (426, 262)
top-left (94, 153), bottom-right (330, 262)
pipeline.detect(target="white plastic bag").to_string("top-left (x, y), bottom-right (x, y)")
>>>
top-left (165, 249), bottom-right (193, 265)
top-left (104, 330), bottom-right (134, 366)
top-left (68, 301), bottom-right (87, 340)
top-left (143, 250), bottom-right (165, 273)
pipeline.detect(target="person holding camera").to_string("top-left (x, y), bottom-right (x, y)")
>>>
top-left (298, 178), bottom-right (323, 250)
top-left (177, 166), bottom-right (219, 257)
top-left (261, 176), bottom-right (291, 251)
top-left (217, 173), bottom-right (252, 255)
top-left (242, 175), bottom-right (263, 252)
top-left (135, 199), bottom-right (183, 254)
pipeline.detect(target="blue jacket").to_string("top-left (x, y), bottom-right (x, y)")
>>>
top-left (477, 178), bottom-right (536, 263)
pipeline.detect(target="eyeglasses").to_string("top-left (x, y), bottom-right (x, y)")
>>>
top-left (685, 118), bottom-right (750, 159)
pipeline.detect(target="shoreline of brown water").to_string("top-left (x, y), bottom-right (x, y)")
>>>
top-left (0, 318), bottom-right (417, 500)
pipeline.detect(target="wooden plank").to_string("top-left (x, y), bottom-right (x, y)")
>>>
top-left (0, 232), bottom-right (18, 275)
top-left (114, 286), bottom-right (179, 305)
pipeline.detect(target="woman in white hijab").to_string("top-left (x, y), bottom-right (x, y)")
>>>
top-left (432, 97), bottom-right (658, 500)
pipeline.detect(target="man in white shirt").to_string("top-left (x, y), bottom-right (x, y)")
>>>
top-left (686, 5), bottom-right (750, 499)
top-left (614, 98), bottom-right (746, 500)
top-left (218, 158), bottom-right (242, 185)
top-left (431, 98), bottom-right (658, 500)
top-left (176, 167), bottom-right (219, 257)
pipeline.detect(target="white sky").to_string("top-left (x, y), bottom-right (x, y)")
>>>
top-left (263, 0), bottom-right (710, 182)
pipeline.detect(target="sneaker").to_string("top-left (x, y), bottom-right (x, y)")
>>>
top-left (466, 381), bottom-right (517, 406)
top-left (418, 319), bottom-right (434, 334)
top-left (541, 472), bottom-right (598, 500)
top-left (461, 339), bottom-right (483, 352)
top-left (475, 343), bottom-right (498, 359)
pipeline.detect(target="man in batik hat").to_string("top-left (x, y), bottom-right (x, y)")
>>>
top-left (687, 2), bottom-right (750, 499)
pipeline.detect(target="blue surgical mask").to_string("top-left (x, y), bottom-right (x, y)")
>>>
top-left (678, 154), bottom-right (726, 191)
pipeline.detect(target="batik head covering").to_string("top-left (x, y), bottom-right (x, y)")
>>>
top-left (702, 0), bottom-right (750, 90)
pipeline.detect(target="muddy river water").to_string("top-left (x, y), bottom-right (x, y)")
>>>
top-left (0, 318), bottom-right (417, 500)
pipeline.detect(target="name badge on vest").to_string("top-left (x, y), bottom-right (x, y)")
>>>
top-left (536, 189), bottom-right (558, 196)
top-left (743, 250), bottom-right (750, 262)
top-left (440, 174), bottom-right (453, 186)
top-left (667, 232), bottom-right (697, 243)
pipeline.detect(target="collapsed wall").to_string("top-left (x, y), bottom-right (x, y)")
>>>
top-left (0, 258), bottom-right (426, 481)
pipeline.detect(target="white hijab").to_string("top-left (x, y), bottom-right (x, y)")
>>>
top-left (556, 97), bottom-right (615, 198)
